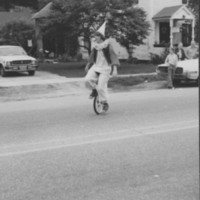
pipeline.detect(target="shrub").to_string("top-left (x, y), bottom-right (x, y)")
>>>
top-left (150, 47), bottom-right (169, 65)
top-left (0, 21), bottom-right (35, 54)
top-left (74, 53), bottom-right (83, 62)
top-left (127, 57), bottom-right (138, 64)
top-left (57, 52), bottom-right (84, 62)
top-left (57, 53), bottom-right (74, 62)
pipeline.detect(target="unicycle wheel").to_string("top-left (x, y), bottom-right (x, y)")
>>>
top-left (93, 95), bottom-right (103, 115)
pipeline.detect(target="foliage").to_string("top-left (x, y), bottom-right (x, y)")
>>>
top-left (0, 21), bottom-right (35, 53)
top-left (57, 52), bottom-right (83, 62)
top-left (187, 0), bottom-right (199, 41)
top-left (40, 1), bottom-right (80, 57)
top-left (0, 0), bottom-right (39, 10)
top-left (0, 0), bottom-right (53, 10)
top-left (40, 0), bottom-right (150, 56)
top-left (1, 0), bottom-right (150, 58)
top-left (188, 0), bottom-right (199, 22)
top-left (127, 57), bottom-right (138, 64)
top-left (37, 0), bottom-right (53, 10)
top-left (150, 47), bottom-right (169, 65)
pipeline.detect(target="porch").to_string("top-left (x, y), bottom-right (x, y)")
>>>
top-left (152, 5), bottom-right (195, 48)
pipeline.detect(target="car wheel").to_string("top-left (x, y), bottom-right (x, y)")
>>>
top-left (196, 77), bottom-right (199, 86)
top-left (28, 71), bottom-right (35, 76)
top-left (0, 67), bottom-right (7, 77)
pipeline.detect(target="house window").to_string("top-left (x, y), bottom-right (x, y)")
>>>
top-left (159, 22), bottom-right (170, 46)
top-left (182, 23), bottom-right (192, 46)
top-left (182, 0), bottom-right (187, 4)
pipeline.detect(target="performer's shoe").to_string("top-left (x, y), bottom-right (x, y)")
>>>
top-left (102, 102), bottom-right (109, 112)
top-left (89, 89), bottom-right (98, 99)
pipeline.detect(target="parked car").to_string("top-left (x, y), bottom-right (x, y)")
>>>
top-left (0, 45), bottom-right (38, 77)
top-left (156, 58), bottom-right (199, 85)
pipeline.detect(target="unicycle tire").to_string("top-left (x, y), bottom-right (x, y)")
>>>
top-left (93, 95), bottom-right (103, 115)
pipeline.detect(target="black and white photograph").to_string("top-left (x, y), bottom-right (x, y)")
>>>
top-left (0, 0), bottom-right (199, 199)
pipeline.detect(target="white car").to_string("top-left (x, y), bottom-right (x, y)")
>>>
top-left (156, 59), bottom-right (199, 85)
top-left (0, 45), bottom-right (38, 77)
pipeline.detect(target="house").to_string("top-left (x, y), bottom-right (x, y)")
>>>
top-left (32, 3), bottom-right (53, 58)
top-left (117, 0), bottom-right (196, 60)
top-left (80, 0), bottom-right (196, 60)
top-left (32, 0), bottom-right (196, 60)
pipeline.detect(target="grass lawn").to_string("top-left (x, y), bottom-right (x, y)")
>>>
top-left (38, 61), bottom-right (156, 78)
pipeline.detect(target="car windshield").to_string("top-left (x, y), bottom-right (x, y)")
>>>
top-left (0, 46), bottom-right (27, 56)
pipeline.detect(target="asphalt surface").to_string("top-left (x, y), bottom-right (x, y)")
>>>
top-left (0, 88), bottom-right (199, 200)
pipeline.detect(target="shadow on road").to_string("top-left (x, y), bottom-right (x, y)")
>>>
top-left (1, 72), bottom-right (29, 78)
top-left (175, 82), bottom-right (198, 89)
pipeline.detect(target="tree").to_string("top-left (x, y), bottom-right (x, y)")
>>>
top-left (187, 0), bottom-right (199, 41)
top-left (40, 0), bottom-right (150, 56)
top-left (39, 0), bottom-right (80, 57)
top-left (0, 21), bottom-right (35, 54)
top-left (37, 0), bottom-right (53, 10)
top-left (0, 0), bottom-right (39, 10)
top-left (0, 0), bottom-right (10, 11)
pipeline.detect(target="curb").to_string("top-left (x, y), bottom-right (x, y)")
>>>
top-left (0, 72), bottom-right (162, 102)
top-left (0, 72), bottom-right (157, 88)
top-left (115, 72), bottom-right (156, 78)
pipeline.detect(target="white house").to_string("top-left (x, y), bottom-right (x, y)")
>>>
top-left (113, 0), bottom-right (195, 60)
top-left (32, 0), bottom-right (195, 61)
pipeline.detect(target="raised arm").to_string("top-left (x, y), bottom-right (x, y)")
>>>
top-left (93, 39), bottom-right (110, 50)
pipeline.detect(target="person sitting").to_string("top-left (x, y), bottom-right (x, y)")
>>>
top-left (175, 42), bottom-right (186, 60)
top-left (185, 41), bottom-right (199, 59)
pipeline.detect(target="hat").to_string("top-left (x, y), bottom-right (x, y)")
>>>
top-left (95, 21), bottom-right (107, 38)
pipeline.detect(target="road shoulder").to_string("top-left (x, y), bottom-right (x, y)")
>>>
top-left (0, 71), bottom-right (166, 102)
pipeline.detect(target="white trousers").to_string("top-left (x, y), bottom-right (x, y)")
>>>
top-left (85, 68), bottom-right (110, 102)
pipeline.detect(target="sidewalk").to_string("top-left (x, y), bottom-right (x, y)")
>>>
top-left (0, 71), bottom-right (83, 87)
top-left (0, 71), bottom-right (156, 88)
top-left (0, 71), bottom-right (162, 102)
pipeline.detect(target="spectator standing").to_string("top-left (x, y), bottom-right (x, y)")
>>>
top-left (185, 41), bottom-right (199, 59)
top-left (165, 47), bottom-right (178, 89)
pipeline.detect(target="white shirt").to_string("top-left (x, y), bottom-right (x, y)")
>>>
top-left (92, 40), bottom-right (111, 74)
top-left (165, 53), bottom-right (178, 66)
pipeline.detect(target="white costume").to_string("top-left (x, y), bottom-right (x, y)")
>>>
top-left (85, 40), bottom-right (111, 102)
top-left (85, 22), bottom-right (119, 103)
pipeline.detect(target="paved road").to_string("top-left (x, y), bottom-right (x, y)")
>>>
top-left (0, 88), bottom-right (199, 200)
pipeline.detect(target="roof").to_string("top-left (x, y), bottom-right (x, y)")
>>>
top-left (153, 5), bottom-right (183, 20)
top-left (32, 2), bottom-right (53, 19)
top-left (0, 9), bottom-right (33, 28)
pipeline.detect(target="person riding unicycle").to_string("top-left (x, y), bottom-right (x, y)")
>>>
top-left (85, 21), bottom-right (120, 112)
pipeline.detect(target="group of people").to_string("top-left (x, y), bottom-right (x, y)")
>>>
top-left (84, 21), bottom-right (199, 111)
top-left (165, 41), bottom-right (198, 89)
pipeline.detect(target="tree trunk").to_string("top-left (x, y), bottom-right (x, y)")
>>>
top-left (35, 19), bottom-right (44, 62)
top-left (88, 39), bottom-right (91, 55)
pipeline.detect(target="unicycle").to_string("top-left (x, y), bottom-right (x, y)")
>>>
top-left (93, 92), bottom-right (109, 115)
top-left (93, 93), bottom-right (104, 115)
